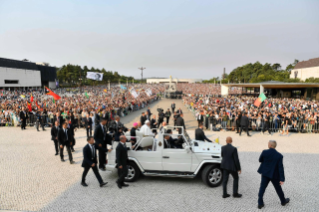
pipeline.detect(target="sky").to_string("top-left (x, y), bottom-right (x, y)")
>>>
top-left (0, 0), bottom-right (319, 79)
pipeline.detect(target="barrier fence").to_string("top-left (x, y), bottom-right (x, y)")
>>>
top-left (185, 104), bottom-right (319, 133)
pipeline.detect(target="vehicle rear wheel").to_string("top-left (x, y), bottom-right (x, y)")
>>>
top-left (201, 165), bottom-right (223, 187)
top-left (124, 162), bottom-right (141, 182)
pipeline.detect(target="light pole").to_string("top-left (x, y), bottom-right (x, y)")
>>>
top-left (138, 67), bottom-right (146, 83)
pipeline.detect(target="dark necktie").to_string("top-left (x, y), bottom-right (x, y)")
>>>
top-left (65, 129), bottom-right (68, 140)
top-left (92, 145), bottom-right (95, 158)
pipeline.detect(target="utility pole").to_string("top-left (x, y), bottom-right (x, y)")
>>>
top-left (138, 67), bottom-right (146, 83)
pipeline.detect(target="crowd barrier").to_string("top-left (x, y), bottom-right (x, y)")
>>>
top-left (185, 103), bottom-right (319, 133)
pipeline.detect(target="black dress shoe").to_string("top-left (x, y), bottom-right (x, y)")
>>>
top-left (258, 204), bottom-right (264, 209)
top-left (247, 135), bottom-right (251, 137)
top-left (281, 198), bottom-right (290, 206)
top-left (70, 161), bottom-right (75, 164)
top-left (233, 193), bottom-right (242, 198)
top-left (122, 183), bottom-right (129, 187)
top-left (55, 153), bottom-right (58, 156)
top-left (81, 182), bottom-right (88, 187)
top-left (222, 194), bottom-right (230, 198)
top-left (100, 182), bottom-right (108, 187)
top-left (99, 167), bottom-right (106, 171)
top-left (61, 159), bottom-right (65, 162)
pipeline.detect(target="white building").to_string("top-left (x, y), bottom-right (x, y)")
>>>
top-left (146, 77), bottom-right (202, 84)
top-left (290, 57), bottom-right (319, 80)
top-left (0, 58), bottom-right (57, 89)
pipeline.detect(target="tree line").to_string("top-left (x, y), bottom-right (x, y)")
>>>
top-left (56, 64), bottom-right (144, 86)
top-left (203, 59), bottom-right (312, 84)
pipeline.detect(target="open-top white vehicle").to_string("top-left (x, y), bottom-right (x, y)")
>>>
top-left (106, 127), bottom-right (223, 187)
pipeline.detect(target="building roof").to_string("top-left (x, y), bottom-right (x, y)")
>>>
top-left (0, 57), bottom-right (39, 70)
top-left (224, 82), bottom-right (319, 89)
top-left (294, 57), bottom-right (319, 69)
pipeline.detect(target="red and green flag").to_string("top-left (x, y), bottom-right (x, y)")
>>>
top-left (45, 86), bottom-right (61, 100)
top-left (254, 93), bottom-right (267, 107)
top-left (27, 101), bottom-right (32, 112)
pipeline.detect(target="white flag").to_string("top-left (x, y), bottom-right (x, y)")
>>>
top-left (146, 89), bottom-right (152, 96)
top-left (86, 72), bottom-right (103, 81)
top-left (130, 88), bottom-right (139, 98)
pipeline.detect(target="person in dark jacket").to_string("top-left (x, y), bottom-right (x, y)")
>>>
top-left (221, 137), bottom-right (242, 198)
top-left (94, 118), bottom-right (112, 171)
top-left (197, 112), bottom-right (204, 128)
top-left (157, 110), bottom-right (164, 128)
top-left (94, 109), bottom-right (100, 130)
top-left (66, 117), bottom-right (76, 152)
top-left (81, 136), bottom-right (109, 187)
top-left (257, 140), bottom-right (290, 209)
top-left (51, 121), bottom-right (59, 155)
top-left (165, 109), bottom-right (171, 124)
top-left (19, 107), bottom-right (27, 130)
top-left (116, 135), bottom-right (130, 189)
top-left (236, 112), bottom-right (242, 133)
top-left (175, 114), bottom-right (186, 134)
top-left (140, 112), bottom-right (147, 126)
top-left (58, 122), bottom-right (74, 164)
top-left (171, 103), bottom-right (176, 113)
top-left (239, 112), bottom-right (251, 136)
top-left (84, 114), bottom-right (93, 138)
top-left (195, 124), bottom-right (212, 142)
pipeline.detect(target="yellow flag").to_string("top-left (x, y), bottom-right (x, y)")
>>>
top-left (214, 137), bottom-right (219, 144)
top-left (20, 95), bottom-right (25, 99)
top-left (104, 89), bottom-right (107, 93)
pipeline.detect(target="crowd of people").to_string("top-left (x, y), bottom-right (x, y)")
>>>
top-left (184, 95), bottom-right (319, 135)
top-left (0, 84), bottom-right (164, 129)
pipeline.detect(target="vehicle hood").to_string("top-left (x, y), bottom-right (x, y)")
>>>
top-left (192, 140), bottom-right (222, 154)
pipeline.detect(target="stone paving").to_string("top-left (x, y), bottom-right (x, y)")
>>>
top-left (1, 99), bottom-right (319, 212)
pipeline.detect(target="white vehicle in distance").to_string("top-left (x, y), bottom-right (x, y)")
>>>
top-left (106, 126), bottom-right (223, 187)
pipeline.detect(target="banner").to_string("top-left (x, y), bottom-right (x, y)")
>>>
top-left (145, 88), bottom-right (152, 97)
top-left (120, 85), bottom-right (127, 90)
top-left (86, 72), bottom-right (103, 81)
top-left (130, 88), bottom-right (139, 98)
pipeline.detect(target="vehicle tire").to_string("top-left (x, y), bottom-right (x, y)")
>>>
top-left (201, 165), bottom-right (223, 187)
top-left (124, 162), bottom-right (141, 182)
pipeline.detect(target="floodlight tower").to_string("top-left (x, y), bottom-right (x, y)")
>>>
top-left (138, 67), bottom-right (146, 83)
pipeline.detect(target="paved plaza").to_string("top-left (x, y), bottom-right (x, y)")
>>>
top-left (1, 99), bottom-right (319, 212)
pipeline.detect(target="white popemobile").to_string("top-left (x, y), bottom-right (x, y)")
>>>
top-left (106, 126), bottom-right (223, 187)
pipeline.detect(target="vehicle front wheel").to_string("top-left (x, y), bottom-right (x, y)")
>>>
top-left (124, 162), bottom-right (141, 182)
top-left (201, 165), bottom-right (223, 187)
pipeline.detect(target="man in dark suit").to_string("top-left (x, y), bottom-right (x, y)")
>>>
top-left (165, 108), bottom-right (171, 124)
top-left (140, 112), bottom-right (147, 126)
top-left (54, 112), bottom-right (64, 129)
top-left (51, 121), bottom-right (59, 155)
top-left (19, 107), bottom-right (27, 130)
top-left (146, 107), bottom-right (152, 120)
top-left (94, 109), bottom-right (100, 130)
top-left (221, 137), bottom-right (242, 198)
top-left (94, 118), bottom-right (112, 171)
top-left (257, 140), bottom-right (289, 209)
top-left (109, 115), bottom-right (128, 137)
top-left (66, 117), bottom-right (76, 152)
top-left (195, 124), bottom-right (212, 142)
top-left (116, 135), bottom-right (130, 189)
top-left (239, 112), bottom-right (251, 136)
top-left (81, 136), bottom-right (109, 187)
top-left (175, 114), bottom-right (186, 135)
top-left (177, 108), bottom-right (183, 115)
top-left (171, 103), bottom-right (175, 113)
top-left (235, 111), bottom-right (242, 133)
top-left (58, 122), bottom-right (74, 164)
top-left (84, 114), bottom-right (93, 138)
top-left (157, 109), bottom-right (164, 128)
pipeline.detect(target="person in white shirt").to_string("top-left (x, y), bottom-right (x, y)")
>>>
top-left (140, 120), bottom-right (153, 136)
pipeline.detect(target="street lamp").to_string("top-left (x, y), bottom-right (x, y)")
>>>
top-left (138, 67), bottom-right (146, 83)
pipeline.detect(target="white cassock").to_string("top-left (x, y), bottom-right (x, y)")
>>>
top-left (140, 124), bottom-right (153, 136)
